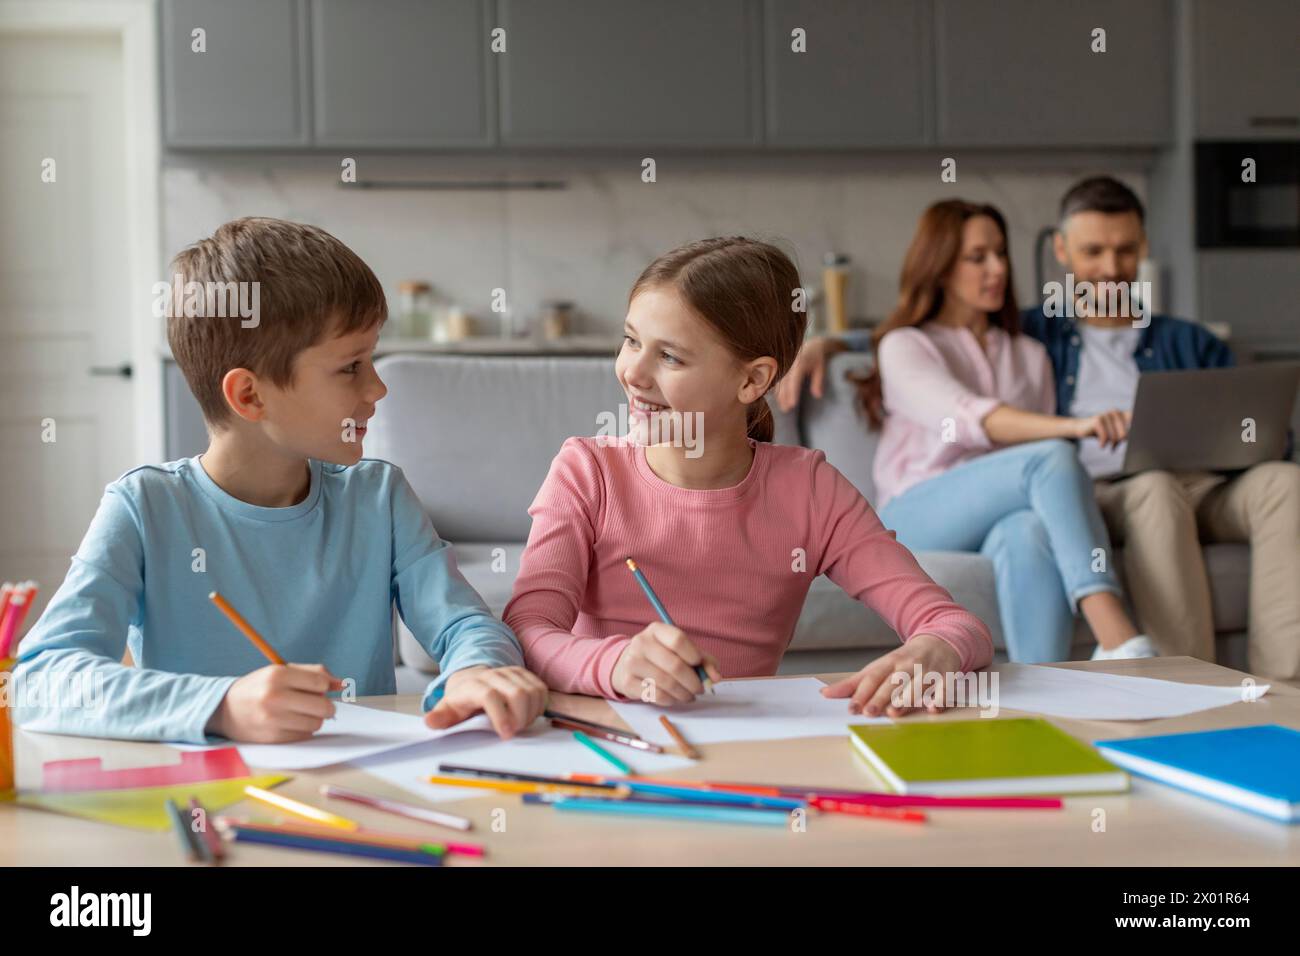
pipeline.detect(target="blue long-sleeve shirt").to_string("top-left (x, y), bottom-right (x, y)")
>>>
top-left (12, 456), bottom-right (523, 743)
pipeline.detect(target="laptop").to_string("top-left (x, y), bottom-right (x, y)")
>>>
top-left (1116, 363), bottom-right (1300, 476)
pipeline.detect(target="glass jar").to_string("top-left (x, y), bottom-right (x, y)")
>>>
top-left (396, 281), bottom-right (433, 339)
top-left (540, 300), bottom-right (574, 341)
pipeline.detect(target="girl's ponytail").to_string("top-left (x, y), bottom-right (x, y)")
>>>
top-left (746, 396), bottom-right (775, 443)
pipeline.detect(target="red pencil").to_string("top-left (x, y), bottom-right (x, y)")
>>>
top-left (0, 581), bottom-right (37, 657)
top-left (811, 797), bottom-right (928, 823)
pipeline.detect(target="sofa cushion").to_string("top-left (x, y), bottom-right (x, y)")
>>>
top-left (789, 550), bottom-right (1005, 652)
top-left (368, 354), bottom-right (625, 542)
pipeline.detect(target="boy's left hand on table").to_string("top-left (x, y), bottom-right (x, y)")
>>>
top-left (424, 665), bottom-right (548, 739)
top-left (821, 633), bottom-right (963, 718)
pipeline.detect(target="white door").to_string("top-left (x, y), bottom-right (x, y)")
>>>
top-left (0, 32), bottom-right (136, 641)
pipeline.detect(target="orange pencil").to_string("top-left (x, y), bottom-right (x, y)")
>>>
top-left (659, 714), bottom-right (700, 760)
top-left (208, 591), bottom-right (285, 665)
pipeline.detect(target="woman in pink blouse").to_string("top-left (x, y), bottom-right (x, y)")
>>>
top-left (779, 201), bottom-right (1151, 663)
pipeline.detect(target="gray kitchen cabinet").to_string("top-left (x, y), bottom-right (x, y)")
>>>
top-left (934, 0), bottom-right (1171, 147)
top-left (497, 0), bottom-right (762, 147)
top-left (1194, 0), bottom-right (1300, 140)
top-left (311, 0), bottom-right (495, 147)
top-left (1198, 250), bottom-right (1300, 351)
top-left (161, 0), bottom-right (311, 147)
top-left (763, 0), bottom-right (932, 147)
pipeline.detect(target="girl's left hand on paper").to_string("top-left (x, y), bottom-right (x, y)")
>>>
top-left (424, 665), bottom-right (549, 739)
top-left (820, 633), bottom-right (963, 718)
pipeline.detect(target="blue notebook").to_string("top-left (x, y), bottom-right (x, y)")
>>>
top-left (1095, 725), bottom-right (1300, 823)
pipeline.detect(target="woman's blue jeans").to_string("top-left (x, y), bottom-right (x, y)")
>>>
top-left (877, 439), bottom-right (1122, 662)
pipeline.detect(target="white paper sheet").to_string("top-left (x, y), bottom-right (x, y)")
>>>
top-left (991, 663), bottom-right (1270, 720)
top-left (609, 677), bottom-right (890, 746)
top-left (350, 724), bottom-right (694, 803)
top-left (175, 701), bottom-right (495, 770)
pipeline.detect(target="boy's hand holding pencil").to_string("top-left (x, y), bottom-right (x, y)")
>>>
top-left (206, 590), bottom-right (345, 743)
top-left (424, 665), bottom-right (548, 739)
top-left (206, 663), bottom-right (344, 742)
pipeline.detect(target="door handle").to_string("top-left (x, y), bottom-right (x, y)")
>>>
top-left (89, 362), bottom-right (133, 380)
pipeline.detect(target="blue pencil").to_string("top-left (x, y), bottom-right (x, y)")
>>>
top-left (223, 826), bottom-right (444, 866)
top-left (545, 797), bottom-right (791, 826)
top-left (524, 787), bottom-right (804, 811)
top-left (165, 798), bottom-right (203, 863)
top-left (624, 557), bottom-right (714, 693)
top-left (608, 779), bottom-right (804, 810)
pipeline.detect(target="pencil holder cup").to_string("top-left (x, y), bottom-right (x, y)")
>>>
top-left (0, 656), bottom-right (14, 798)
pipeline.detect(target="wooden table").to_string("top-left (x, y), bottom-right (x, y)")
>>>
top-left (3, 657), bottom-right (1297, 866)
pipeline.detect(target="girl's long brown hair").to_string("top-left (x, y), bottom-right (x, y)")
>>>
top-left (629, 237), bottom-right (805, 443)
top-left (850, 200), bottom-right (1021, 428)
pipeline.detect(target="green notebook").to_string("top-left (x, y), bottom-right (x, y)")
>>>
top-left (849, 718), bottom-right (1129, 796)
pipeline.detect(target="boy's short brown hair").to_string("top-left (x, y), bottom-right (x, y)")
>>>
top-left (166, 217), bottom-right (386, 428)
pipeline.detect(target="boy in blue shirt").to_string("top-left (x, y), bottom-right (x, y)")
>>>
top-left (14, 217), bottom-right (547, 743)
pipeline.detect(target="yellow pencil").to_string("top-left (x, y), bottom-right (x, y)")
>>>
top-left (244, 785), bottom-right (359, 831)
top-left (209, 591), bottom-right (286, 665)
top-left (425, 775), bottom-right (625, 798)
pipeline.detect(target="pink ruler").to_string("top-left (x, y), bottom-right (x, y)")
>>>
top-left (42, 747), bottom-right (251, 793)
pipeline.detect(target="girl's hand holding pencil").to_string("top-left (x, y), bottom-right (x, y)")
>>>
top-left (611, 622), bottom-right (722, 704)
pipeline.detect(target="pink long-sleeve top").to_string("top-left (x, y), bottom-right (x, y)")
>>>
top-left (871, 322), bottom-right (1057, 507)
top-left (503, 435), bottom-right (993, 699)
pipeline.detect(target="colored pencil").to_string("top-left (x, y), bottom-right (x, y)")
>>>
top-left (320, 784), bottom-right (473, 831)
top-left (577, 777), bottom-right (803, 810)
top-left (208, 591), bottom-right (286, 665)
top-left (188, 796), bottom-right (227, 861)
top-left (658, 715), bottom-right (700, 760)
top-left (550, 719), bottom-right (664, 753)
top-left (625, 558), bottom-right (714, 693)
top-left (567, 774), bottom-right (1063, 810)
top-left (243, 785), bottom-right (359, 830)
top-left (525, 789), bottom-right (802, 812)
top-left (215, 816), bottom-right (476, 856)
top-left (573, 730), bottom-right (633, 774)
top-left (165, 797), bottom-right (203, 862)
top-left (0, 584), bottom-right (15, 655)
top-left (0, 582), bottom-right (36, 658)
top-left (543, 709), bottom-right (641, 740)
top-left (810, 797), bottom-right (928, 823)
top-left (437, 764), bottom-right (623, 791)
top-left (544, 797), bottom-right (790, 826)
top-left (424, 773), bottom-right (624, 798)
top-left (217, 822), bottom-right (443, 866)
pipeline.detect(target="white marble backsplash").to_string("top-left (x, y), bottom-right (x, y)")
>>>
top-left (162, 154), bottom-right (1150, 336)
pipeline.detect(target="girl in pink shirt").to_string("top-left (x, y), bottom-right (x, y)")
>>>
top-left (504, 238), bottom-right (992, 718)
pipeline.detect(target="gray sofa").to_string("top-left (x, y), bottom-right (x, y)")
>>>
top-left (368, 351), bottom-right (1252, 688)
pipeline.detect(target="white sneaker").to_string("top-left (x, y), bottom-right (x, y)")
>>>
top-left (1091, 634), bottom-right (1159, 661)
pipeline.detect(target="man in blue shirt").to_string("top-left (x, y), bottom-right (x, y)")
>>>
top-left (14, 217), bottom-right (547, 742)
top-left (1022, 176), bottom-right (1300, 680)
